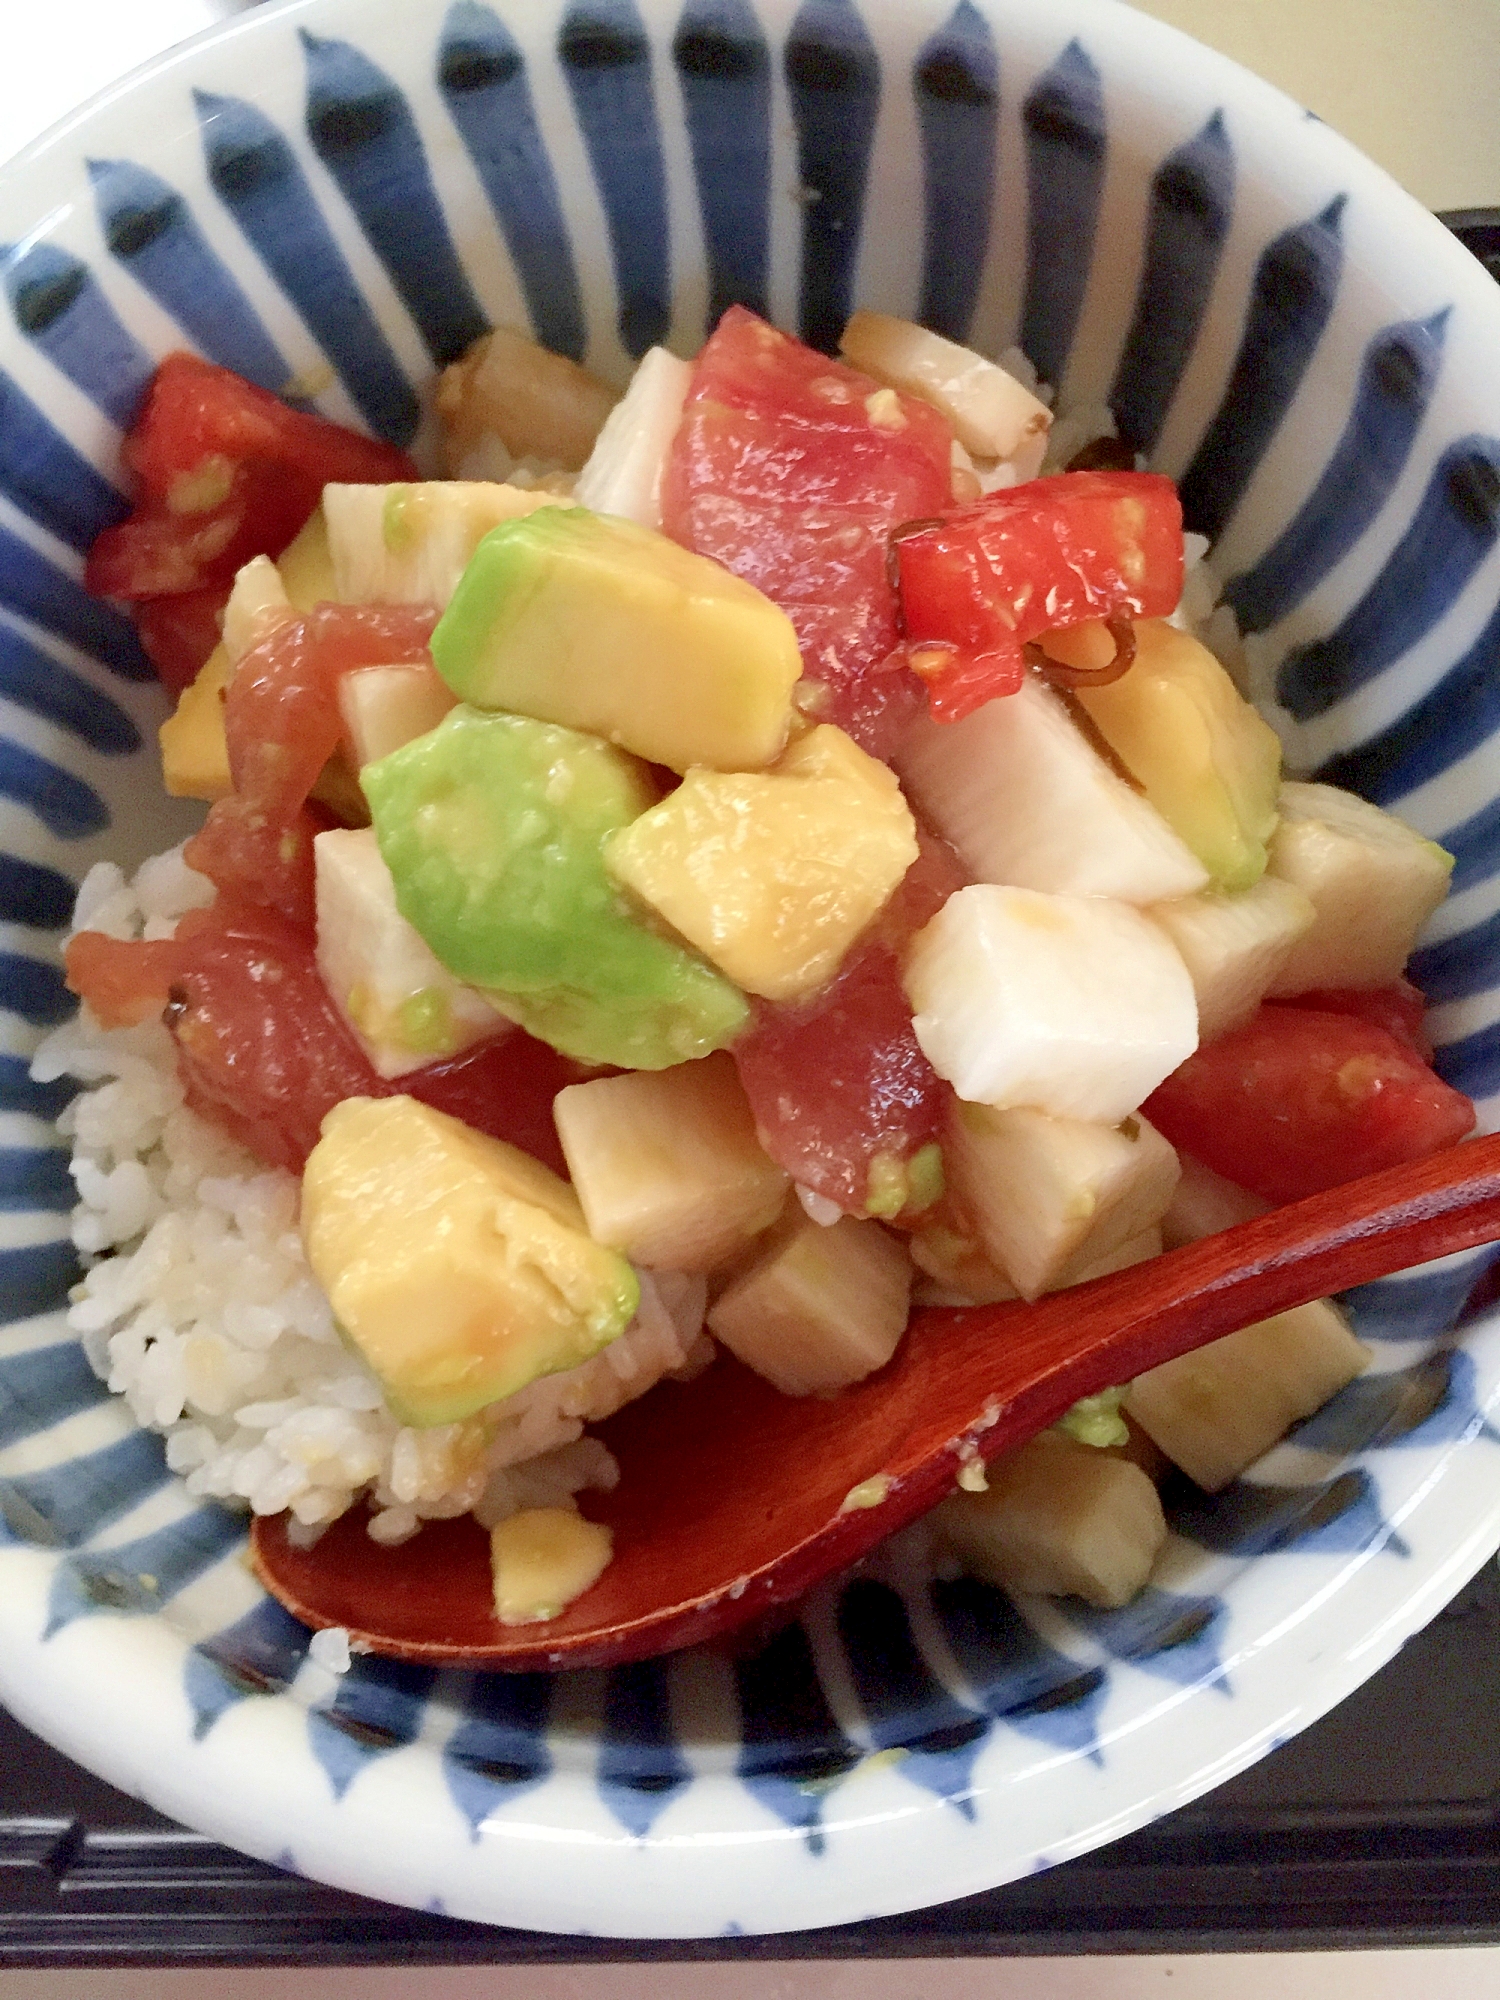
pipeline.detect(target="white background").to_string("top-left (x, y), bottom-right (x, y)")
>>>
top-left (2, 0), bottom-right (1500, 1990)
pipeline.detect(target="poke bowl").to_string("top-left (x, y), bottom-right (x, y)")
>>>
top-left (1, 0), bottom-right (1500, 1940)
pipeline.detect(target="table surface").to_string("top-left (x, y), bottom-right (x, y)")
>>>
top-left (4, 0), bottom-right (1500, 1990)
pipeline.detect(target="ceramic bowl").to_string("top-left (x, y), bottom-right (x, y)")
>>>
top-left (2, 0), bottom-right (1500, 1939)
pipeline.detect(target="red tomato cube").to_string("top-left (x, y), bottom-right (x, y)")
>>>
top-left (894, 470), bottom-right (1185, 721)
top-left (1143, 1002), bottom-right (1475, 1205)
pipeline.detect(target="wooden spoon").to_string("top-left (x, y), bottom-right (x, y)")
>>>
top-left (251, 1132), bottom-right (1500, 1672)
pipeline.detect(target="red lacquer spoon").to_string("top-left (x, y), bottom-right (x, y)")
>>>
top-left (251, 1132), bottom-right (1500, 1671)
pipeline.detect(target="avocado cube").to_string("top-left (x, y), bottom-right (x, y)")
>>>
top-left (604, 725), bottom-right (918, 1001)
top-left (431, 507), bottom-right (802, 773)
top-left (363, 706), bottom-right (749, 1070)
top-left (1071, 619), bottom-right (1283, 891)
top-left (490, 1507), bottom-right (614, 1625)
top-left (301, 1096), bottom-right (639, 1428)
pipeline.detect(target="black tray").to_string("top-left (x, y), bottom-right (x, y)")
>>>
top-left (5, 207), bottom-right (1500, 1974)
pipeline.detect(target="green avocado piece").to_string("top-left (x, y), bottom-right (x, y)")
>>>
top-left (429, 506), bottom-right (800, 773)
top-left (362, 706), bottom-right (750, 1070)
top-left (304, 1095), bottom-right (640, 1428)
top-left (1074, 620), bottom-right (1283, 892)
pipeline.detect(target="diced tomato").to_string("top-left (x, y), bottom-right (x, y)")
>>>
top-left (87, 457), bottom-right (325, 600)
top-left (1143, 1002), bottom-right (1476, 1205)
top-left (663, 307), bottom-right (954, 760)
top-left (86, 353), bottom-right (417, 670)
top-left (122, 353), bottom-right (416, 503)
top-left (132, 585), bottom-right (231, 698)
top-left (66, 901), bottom-right (584, 1177)
top-left (1277, 980), bottom-right (1434, 1060)
top-left (185, 603), bottom-right (437, 930)
top-left (894, 471), bottom-right (1185, 722)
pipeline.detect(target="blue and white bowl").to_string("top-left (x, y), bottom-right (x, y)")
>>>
top-left (2, 0), bottom-right (1500, 1938)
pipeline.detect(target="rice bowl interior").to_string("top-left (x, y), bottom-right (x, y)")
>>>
top-left (0, 0), bottom-right (1499, 1939)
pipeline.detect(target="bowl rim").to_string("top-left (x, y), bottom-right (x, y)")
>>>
top-left (3, 0), bottom-right (1500, 1940)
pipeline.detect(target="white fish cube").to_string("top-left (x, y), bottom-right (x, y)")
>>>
top-left (839, 310), bottom-right (1052, 467)
top-left (1125, 1299), bottom-right (1368, 1490)
top-left (896, 677), bottom-right (1208, 905)
top-left (935, 1432), bottom-right (1166, 1609)
top-left (314, 828), bottom-right (507, 1078)
top-left (944, 1099), bottom-right (1179, 1299)
top-left (323, 481), bottom-right (564, 610)
top-left (574, 347), bottom-right (692, 530)
top-left (1160, 1151), bottom-right (1269, 1248)
top-left (706, 1208), bottom-right (912, 1396)
top-left (339, 664), bottom-right (456, 769)
top-left (904, 885), bottom-right (1199, 1123)
top-left (1266, 781), bottom-right (1453, 993)
top-left (554, 1056), bottom-right (788, 1272)
top-left (1150, 876), bottom-right (1315, 1042)
top-left (222, 555), bottom-right (292, 664)
top-left (1067, 1225), bottom-right (1163, 1286)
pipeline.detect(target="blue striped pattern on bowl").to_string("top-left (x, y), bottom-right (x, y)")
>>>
top-left (2, 0), bottom-right (1500, 1938)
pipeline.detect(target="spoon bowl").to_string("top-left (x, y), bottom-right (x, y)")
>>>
top-left (252, 1131), bottom-right (1500, 1670)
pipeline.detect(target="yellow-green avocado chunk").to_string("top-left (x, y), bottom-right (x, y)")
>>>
top-left (301, 1096), bottom-right (640, 1429)
top-left (362, 706), bottom-right (749, 1070)
top-left (429, 506), bottom-right (802, 772)
top-left (1072, 620), bottom-right (1283, 892)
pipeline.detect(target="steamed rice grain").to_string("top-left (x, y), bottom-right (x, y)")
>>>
top-left (34, 849), bottom-right (711, 1539)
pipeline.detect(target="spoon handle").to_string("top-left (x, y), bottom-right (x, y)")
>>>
top-left (905, 1128), bottom-right (1500, 1484)
top-left (252, 1129), bottom-right (1500, 1672)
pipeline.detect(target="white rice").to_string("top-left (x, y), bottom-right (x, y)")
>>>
top-left (33, 847), bottom-right (711, 1542)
